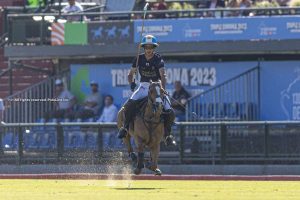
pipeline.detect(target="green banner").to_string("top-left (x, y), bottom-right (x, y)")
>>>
top-left (65, 23), bottom-right (88, 45)
top-left (71, 66), bottom-right (90, 103)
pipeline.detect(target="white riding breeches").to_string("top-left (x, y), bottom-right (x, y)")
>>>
top-left (130, 82), bottom-right (171, 110)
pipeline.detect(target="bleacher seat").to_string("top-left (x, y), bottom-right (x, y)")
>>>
top-left (191, 101), bottom-right (261, 121)
top-left (207, 103), bottom-right (215, 118)
top-left (195, 103), bottom-right (204, 118)
top-left (2, 132), bottom-right (18, 150)
top-left (39, 131), bottom-right (56, 149)
top-left (85, 131), bottom-right (97, 149)
top-left (215, 103), bottom-right (225, 118)
top-left (64, 131), bottom-right (85, 149)
top-left (224, 102), bottom-right (239, 119)
top-left (25, 132), bottom-right (40, 149)
top-left (247, 102), bottom-right (257, 120)
top-left (31, 119), bottom-right (46, 131)
top-left (239, 102), bottom-right (250, 120)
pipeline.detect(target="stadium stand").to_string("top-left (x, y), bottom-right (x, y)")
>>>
top-left (0, 0), bottom-right (300, 166)
top-left (0, 59), bottom-right (53, 98)
top-left (0, 0), bottom-right (55, 98)
top-left (0, 0), bottom-right (24, 7)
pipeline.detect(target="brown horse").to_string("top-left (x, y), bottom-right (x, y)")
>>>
top-left (117, 81), bottom-right (165, 175)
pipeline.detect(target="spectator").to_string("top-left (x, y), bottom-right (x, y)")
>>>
top-left (132, 0), bottom-right (146, 19)
top-left (75, 81), bottom-right (102, 121)
top-left (239, 0), bottom-right (252, 8)
top-left (171, 81), bottom-right (190, 121)
top-left (181, 2), bottom-right (195, 18)
top-left (97, 95), bottom-right (118, 123)
top-left (289, 0), bottom-right (300, 15)
top-left (133, 0), bottom-right (146, 11)
top-left (97, 95), bottom-right (119, 149)
top-left (0, 98), bottom-right (4, 123)
top-left (61, 0), bottom-right (86, 22)
top-left (205, 0), bottom-right (226, 17)
top-left (226, 0), bottom-right (240, 17)
top-left (278, 0), bottom-right (291, 6)
top-left (239, 0), bottom-right (252, 16)
top-left (27, 0), bottom-right (45, 7)
top-left (253, 0), bottom-right (280, 16)
top-left (168, 2), bottom-right (183, 18)
top-left (26, 0), bottom-right (47, 13)
top-left (206, 0), bottom-right (225, 9)
top-left (196, 1), bottom-right (207, 17)
top-left (44, 79), bottom-right (76, 122)
top-left (151, 0), bottom-right (168, 19)
top-left (197, 1), bottom-right (207, 8)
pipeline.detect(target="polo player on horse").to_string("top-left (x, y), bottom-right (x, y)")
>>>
top-left (117, 34), bottom-right (176, 146)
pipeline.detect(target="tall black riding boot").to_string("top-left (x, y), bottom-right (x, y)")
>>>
top-left (163, 109), bottom-right (176, 146)
top-left (117, 99), bottom-right (137, 139)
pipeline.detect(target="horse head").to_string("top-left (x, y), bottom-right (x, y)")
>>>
top-left (148, 80), bottom-right (163, 114)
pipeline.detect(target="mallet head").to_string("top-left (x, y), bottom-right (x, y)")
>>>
top-left (143, 3), bottom-right (149, 11)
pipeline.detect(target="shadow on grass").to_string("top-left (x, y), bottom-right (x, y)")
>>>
top-left (114, 188), bottom-right (163, 190)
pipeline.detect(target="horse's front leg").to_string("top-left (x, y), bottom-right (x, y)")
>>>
top-left (147, 143), bottom-right (162, 176)
top-left (134, 137), bottom-right (144, 175)
top-left (123, 134), bottom-right (137, 166)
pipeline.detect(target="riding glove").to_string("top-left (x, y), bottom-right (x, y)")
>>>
top-left (130, 82), bottom-right (137, 91)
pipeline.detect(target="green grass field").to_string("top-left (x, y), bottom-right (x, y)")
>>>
top-left (1, 179), bottom-right (300, 200)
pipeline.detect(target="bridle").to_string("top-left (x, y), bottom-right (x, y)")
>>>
top-left (141, 82), bottom-right (164, 145)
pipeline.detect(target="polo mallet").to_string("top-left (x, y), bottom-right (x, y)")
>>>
top-left (133, 3), bottom-right (149, 87)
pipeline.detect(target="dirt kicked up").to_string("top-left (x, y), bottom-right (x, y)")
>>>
top-left (1, 179), bottom-right (300, 200)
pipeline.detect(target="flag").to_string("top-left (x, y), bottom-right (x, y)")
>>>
top-left (51, 23), bottom-right (65, 46)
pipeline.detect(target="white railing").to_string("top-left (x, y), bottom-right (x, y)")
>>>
top-left (3, 71), bottom-right (70, 123)
top-left (187, 66), bottom-right (260, 121)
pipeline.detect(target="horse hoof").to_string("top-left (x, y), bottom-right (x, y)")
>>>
top-left (154, 169), bottom-right (162, 176)
top-left (129, 152), bottom-right (137, 162)
top-left (134, 168), bottom-right (142, 175)
top-left (128, 153), bottom-right (137, 168)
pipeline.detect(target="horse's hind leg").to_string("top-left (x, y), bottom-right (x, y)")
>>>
top-left (118, 108), bottom-right (137, 163)
top-left (117, 108), bottom-right (124, 130)
top-left (123, 134), bottom-right (133, 154)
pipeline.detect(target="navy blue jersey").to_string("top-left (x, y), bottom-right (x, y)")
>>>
top-left (132, 53), bottom-right (164, 82)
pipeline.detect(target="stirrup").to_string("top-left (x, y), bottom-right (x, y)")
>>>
top-left (117, 127), bottom-right (128, 139)
top-left (165, 135), bottom-right (176, 146)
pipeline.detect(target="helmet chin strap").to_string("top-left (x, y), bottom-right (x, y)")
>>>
top-left (145, 52), bottom-right (154, 60)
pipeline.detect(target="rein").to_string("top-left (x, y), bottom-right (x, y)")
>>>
top-left (138, 87), bottom-right (163, 146)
